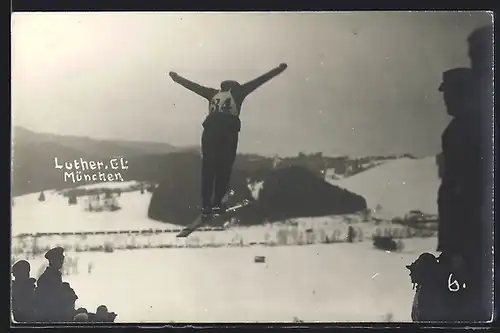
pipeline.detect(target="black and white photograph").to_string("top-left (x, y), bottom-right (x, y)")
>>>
top-left (10, 11), bottom-right (494, 324)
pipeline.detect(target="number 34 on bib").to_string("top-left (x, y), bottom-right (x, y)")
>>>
top-left (209, 91), bottom-right (239, 116)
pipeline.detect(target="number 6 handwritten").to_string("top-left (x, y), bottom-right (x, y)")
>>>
top-left (448, 273), bottom-right (460, 292)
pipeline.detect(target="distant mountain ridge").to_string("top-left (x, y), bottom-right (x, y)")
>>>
top-left (11, 126), bottom-right (178, 196)
top-left (12, 126), bottom-right (178, 157)
top-left (10, 127), bottom-right (422, 197)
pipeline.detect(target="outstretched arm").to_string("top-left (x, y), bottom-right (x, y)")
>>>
top-left (169, 72), bottom-right (217, 100)
top-left (241, 63), bottom-right (288, 97)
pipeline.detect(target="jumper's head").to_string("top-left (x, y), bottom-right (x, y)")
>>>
top-left (220, 80), bottom-right (240, 91)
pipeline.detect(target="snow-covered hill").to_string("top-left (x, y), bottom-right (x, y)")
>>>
top-left (327, 157), bottom-right (439, 220)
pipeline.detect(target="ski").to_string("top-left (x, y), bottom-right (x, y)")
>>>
top-left (176, 200), bottom-right (251, 238)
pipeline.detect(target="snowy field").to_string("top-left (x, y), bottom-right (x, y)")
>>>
top-left (11, 157), bottom-right (440, 322)
top-left (12, 184), bottom-right (169, 235)
top-left (329, 157), bottom-right (439, 220)
top-left (21, 238), bottom-right (438, 323)
top-left (11, 189), bottom-right (433, 253)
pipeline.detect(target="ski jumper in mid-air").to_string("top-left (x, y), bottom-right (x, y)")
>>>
top-left (169, 63), bottom-right (288, 217)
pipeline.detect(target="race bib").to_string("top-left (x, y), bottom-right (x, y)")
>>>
top-left (209, 91), bottom-right (239, 116)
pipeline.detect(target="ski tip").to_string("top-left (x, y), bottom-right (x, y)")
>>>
top-left (176, 229), bottom-right (192, 237)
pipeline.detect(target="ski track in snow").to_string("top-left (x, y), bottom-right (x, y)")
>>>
top-left (11, 158), bottom-right (440, 322)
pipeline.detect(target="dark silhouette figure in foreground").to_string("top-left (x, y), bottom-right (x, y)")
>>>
top-left (34, 247), bottom-right (73, 322)
top-left (12, 247), bottom-right (117, 324)
top-left (464, 24), bottom-right (493, 322)
top-left (74, 307), bottom-right (89, 322)
top-left (407, 253), bottom-right (448, 321)
top-left (443, 25), bottom-right (492, 322)
top-left (11, 260), bottom-right (36, 322)
top-left (169, 64), bottom-right (288, 217)
top-left (437, 67), bottom-right (477, 258)
top-left (73, 312), bottom-right (89, 322)
top-left (413, 24), bottom-right (493, 322)
top-left (73, 306), bottom-right (116, 323)
top-left (435, 68), bottom-right (477, 321)
top-left (93, 305), bottom-right (118, 323)
top-left (61, 282), bottom-right (79, 320)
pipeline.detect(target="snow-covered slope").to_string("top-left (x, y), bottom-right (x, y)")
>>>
top-left (328, 157), bottom-right (439, 219)
top-left (11, 187), bottom-right (172, 236)
top-left (74, 180), bottom-right (143, 191)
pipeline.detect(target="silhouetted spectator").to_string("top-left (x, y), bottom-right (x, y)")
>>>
top-left (73, 312), bottom-right (89, 322)
top-left (435, 24), bottom-right (493, 321)
top-left (11, 260), bottom-right (36, 322)
top-left (61, 282), bottom-right (79, 320)
top-left (465, 24), bottom-right (493, 322)
top-left (436, 67), bottom-right (480, 321)
top-left (467, 25), bottom-right (493, 75)
top-left (34, 247), bottom-right (74, 322)
top-left (437, 67), bottom-right (476, 256)
top-left (75, 307), bottom-right (88, 315)
top-left (406, 253), bottom-right (447, 321)
top-left (93, 305), bottom-right (117, 323)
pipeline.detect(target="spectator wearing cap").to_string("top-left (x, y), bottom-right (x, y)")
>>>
top-left (11, 260), bottom-right (37, 322)
top-left (436, 46), bottom-right (488, 322)
top-left (34, 247), bottom-right (67, 322)
top-left (410, 25), bottom-right (493, 323)
top-left (436, 68), bottom-right (478, 258)
top-left (433, 64), bottom-right (485, 321)
top-left (37, 247), bottom-right (65, 289)
top-left (438, 68), bottom-right (475, 117)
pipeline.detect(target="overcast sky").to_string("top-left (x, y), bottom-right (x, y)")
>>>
top-left (11, 11), bottom-right (492, 157)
